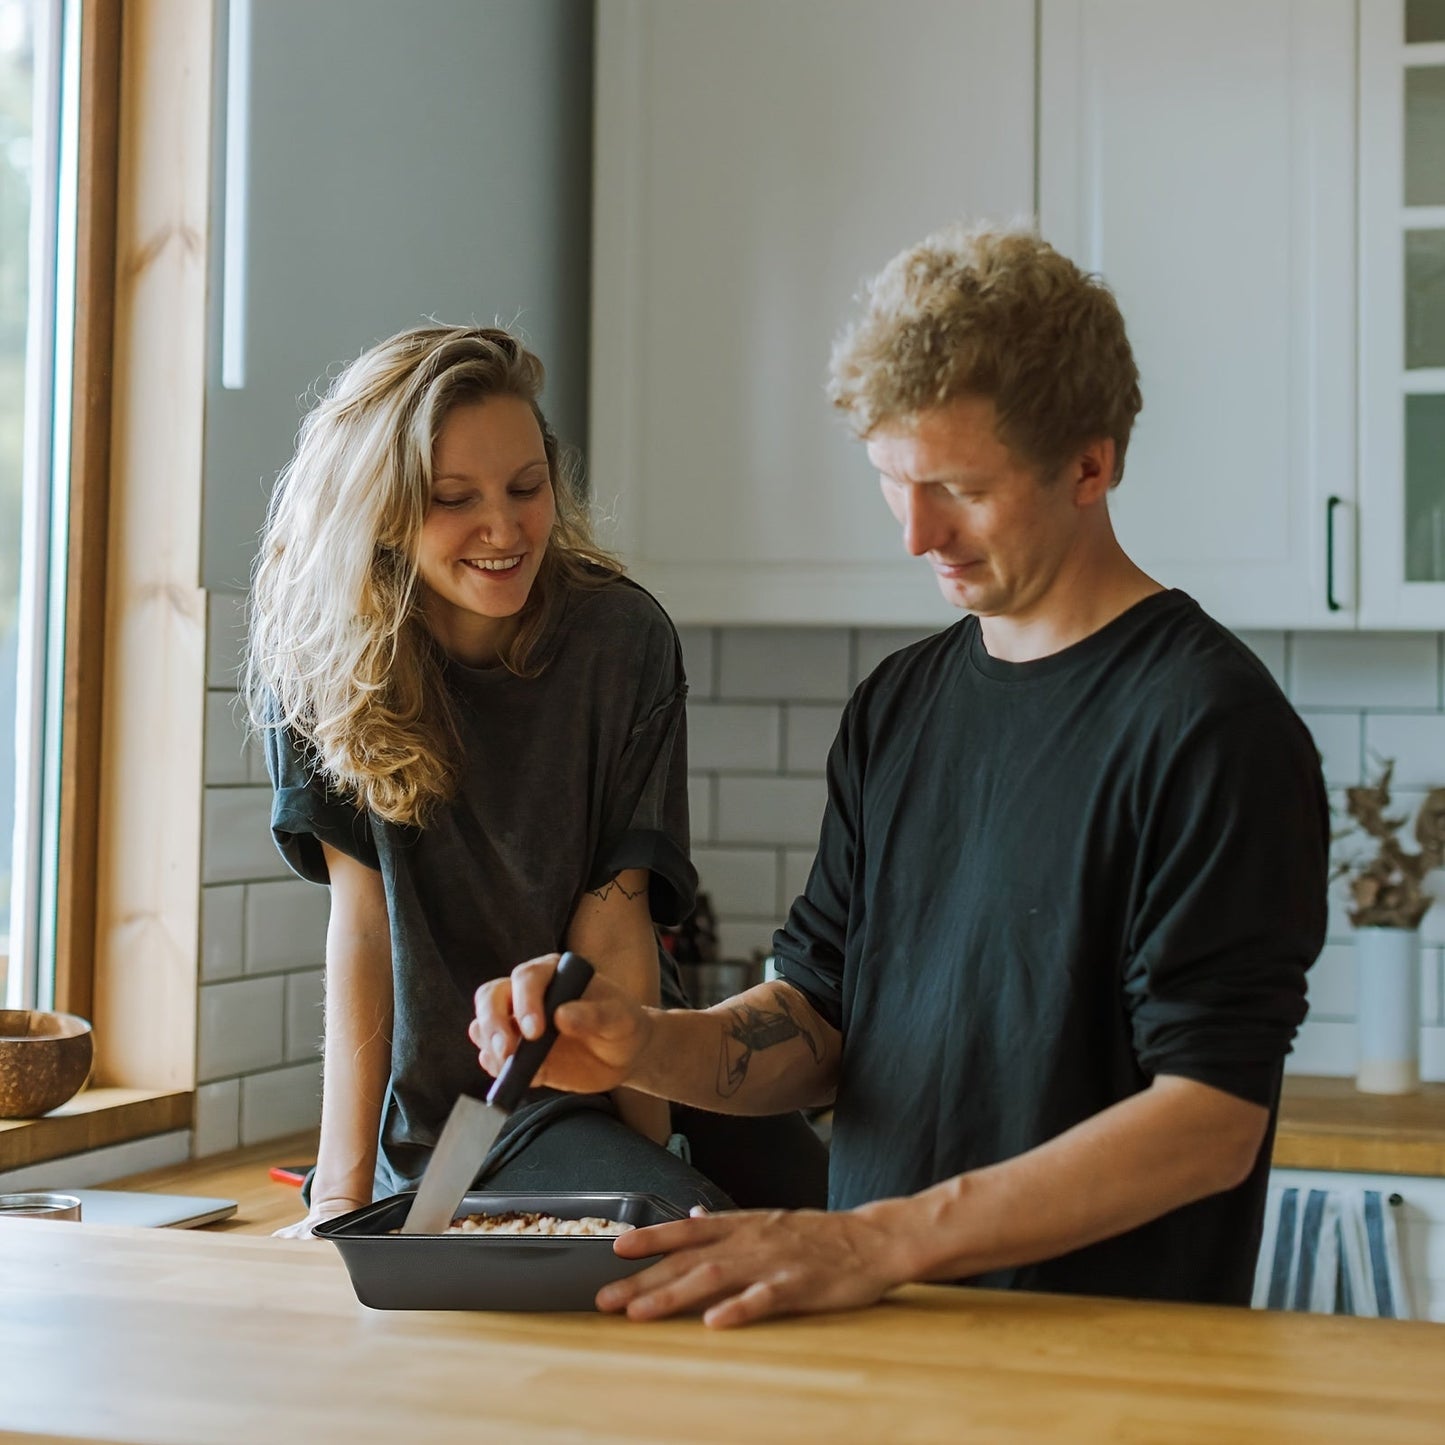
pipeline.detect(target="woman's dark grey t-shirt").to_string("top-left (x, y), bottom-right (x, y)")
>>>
top-left (264, 577), bottom-right (696, 1195)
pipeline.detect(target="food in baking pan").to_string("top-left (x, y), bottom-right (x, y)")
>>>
top-left (446, 1210), bottom-right (635, 1236)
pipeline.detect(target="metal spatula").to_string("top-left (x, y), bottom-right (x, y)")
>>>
top-left (400, 951), bottom-right (595, 1234)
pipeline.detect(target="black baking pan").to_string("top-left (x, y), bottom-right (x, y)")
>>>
top-left (314, 1189), bottom-right (686, 1311)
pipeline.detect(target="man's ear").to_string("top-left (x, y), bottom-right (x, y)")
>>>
top-left (1072, 438), bottom-right (1117, 506)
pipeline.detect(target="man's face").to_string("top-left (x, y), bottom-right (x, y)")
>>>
top-left (866, 396), bottom-right (1082, 619)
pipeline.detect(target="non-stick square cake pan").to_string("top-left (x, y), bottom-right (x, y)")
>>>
top-left (314, 1190), bottom-right (686, 1311)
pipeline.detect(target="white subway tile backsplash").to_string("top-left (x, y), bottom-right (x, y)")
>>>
top-left (203, 785), bottom-right (289, 884)
top-left (853, 626), bottom-right (942, 687)
top-left (716, 916), bottom-right (780, 963)
top-left (0, 1130), bottom-right (190, 1193)
top-left (1422, 1025), bottom-right (1445, 1081)
top-left (187, 617), bottom-right (1445, 1159)
top-left (781, 848), bottom-right (815, 910)
top-left (193, 1079), bottom-right (241, 1157)
top-left (201, 885), bottom-right (246, 983)
top-left (284, 969), bottom-right (325, 1064)
top-left (1362, 714), bottom-right (1445, 789)
top-left (687, 702), bottom-right (781, 771)
top-left (205, 693), bottom-right (251, 786)
top-left (1285, 1018), bottom-right (1355, 1076)
top-left (1235, 631), bottom-right (1287, 690)
top-left (198, 975), bottom-right (286, 1082)
top-left (1305, 944), bottom-right (1355, 1020)
top-left (1425, 947), bottom-right (1443, 1026)
top-left (1290, 633), bottom-right (1439, 709)
top-left (716, 775), bottom-right (828, 847)
top-left (240, 1061), bottom-right (323, 1145)
top-left (1297, 711), bottom-right (1362, 788)
top-left (784, 704), bottom-right (843, 774)
top-left (206, 592), bottom-right (247, 691)
top-left (1325, 885), bottom-right (1354, 945)
top-left (677, 626), bottom-right (716, 699)
top-left (688, 775), bottom-right (713, 844)
top-left (690, 847), bottom-right (779, 918)
top-left (1305, 941), bottom-right (1440, 1024)
top-left (245, 879), bottom-right (330, 975)
top-left (719, 628), bottom-right (850, 701)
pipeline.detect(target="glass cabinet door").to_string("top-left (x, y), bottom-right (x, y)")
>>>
top-left (1362, 0), bottom-right (1445, 620)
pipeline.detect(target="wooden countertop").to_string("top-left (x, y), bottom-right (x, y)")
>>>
top-left (2, 1218), bottom-right (1442, 1445)
top-left (1273, 1076), bottom-right (1445, 1176)
top-left (108, 1131), bottom-right (322, 1235)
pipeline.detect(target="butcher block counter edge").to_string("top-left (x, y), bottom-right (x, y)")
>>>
top-left (1273, 1075), bottom-right (1445, 1176)
top-left (0, 1087), bottom-right (191, 1171)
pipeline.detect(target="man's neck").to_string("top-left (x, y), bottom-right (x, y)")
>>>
top-left (977, 553), bottom-right (1164, 664)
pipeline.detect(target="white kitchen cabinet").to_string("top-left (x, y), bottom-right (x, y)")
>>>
top-left (588, 0), bottom-right (1034, 626)
top-left (1039, 0), bottom-right (1358, 631)
top-left (1359, 0), bottom-right (1445, 626)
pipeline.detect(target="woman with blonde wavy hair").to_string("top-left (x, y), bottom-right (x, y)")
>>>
top-left (248, 324), bottom-right (825, 1236)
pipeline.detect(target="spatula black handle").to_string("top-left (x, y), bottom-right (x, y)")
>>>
top-left (486, 951), bottom-right (596, 1112)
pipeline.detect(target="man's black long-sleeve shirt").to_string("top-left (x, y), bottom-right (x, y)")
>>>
top-left (774, 590), bottom-right (1329, 1305)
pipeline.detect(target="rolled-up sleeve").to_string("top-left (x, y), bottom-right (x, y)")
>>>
top-left (589, 616), bottom-right (696, 928)
top-left (263, 721), bottom-right (379, 884)
top-left (1123, 702), bottom-right (1329, 1106)
top-left (772, 700), bottom-right (859, 1033)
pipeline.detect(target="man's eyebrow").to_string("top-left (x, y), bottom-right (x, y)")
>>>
top-left (881, 468), bottom-right (987, 486)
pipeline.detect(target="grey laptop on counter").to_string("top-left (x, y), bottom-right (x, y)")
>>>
top-left (61, 1189), bottom-right (238, 1228)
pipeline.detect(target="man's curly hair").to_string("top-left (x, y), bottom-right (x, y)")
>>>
top-left (828, 222), bottom-right (1143, 484)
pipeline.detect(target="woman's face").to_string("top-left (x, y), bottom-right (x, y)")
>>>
top-left (416, 395), bottom-right (557, 666)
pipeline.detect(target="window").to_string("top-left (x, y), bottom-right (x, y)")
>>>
top-left (0, 0), bottom-right (203, 1170)
top-left (2, 0), bottom-right (80, 1009)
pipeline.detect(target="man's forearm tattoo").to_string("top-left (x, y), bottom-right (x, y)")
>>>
top-left (716, 990), bottom-right (822, 1098)
top-left (587, 874), bottom-right (646, 903)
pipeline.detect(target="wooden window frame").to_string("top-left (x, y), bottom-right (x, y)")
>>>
top-left (2, 0), bottom-right (210, 1171)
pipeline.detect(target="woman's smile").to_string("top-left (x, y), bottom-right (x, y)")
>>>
top-left (416, 395), bottom-right (558, 666)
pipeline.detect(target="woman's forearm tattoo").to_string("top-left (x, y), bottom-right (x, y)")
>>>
top-left (587, 874), bottom-right (646, 903)
top-left (716, 990), bottom-right (822, 1098)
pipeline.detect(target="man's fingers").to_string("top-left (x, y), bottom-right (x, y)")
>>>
top-left (702, 1278), bottom-right (787, 1330)
top-left (611, 1258), bottom-right (738, 1321)
top-left (611, 1213), bottom-right (733, 1260)
top-left (511, 955), bottom-right (562, 1040)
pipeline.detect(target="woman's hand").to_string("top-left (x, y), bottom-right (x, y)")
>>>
top-left (471, 952), bottom-right (655, 1095)
top-left (271, 1197), bottom-right (365, 1239)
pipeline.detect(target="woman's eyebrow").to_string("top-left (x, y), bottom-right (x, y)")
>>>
top-left (431, 459), bottom-right (549, 486)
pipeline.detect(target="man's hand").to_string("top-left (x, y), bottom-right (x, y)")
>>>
top-left (597, 1207), bottom-right (909, 1328)
top-left (470, 953), bottom-right (655, 1094)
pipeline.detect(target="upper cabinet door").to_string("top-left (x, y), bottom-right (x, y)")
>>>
top-left (589, 0), bottom-right (1035, 627)
top-left (1359, 0), bottom-right (1445, 626)
top-left (1040, 0), bottom-right (1358, 631)
top-left (202, 0), bottom-right (595, 595)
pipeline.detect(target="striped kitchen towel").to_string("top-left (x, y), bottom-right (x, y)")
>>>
top-left (1251, 1185), bottom-right (1411, 1318)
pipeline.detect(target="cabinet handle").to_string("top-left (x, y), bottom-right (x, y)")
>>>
top-left (1326, 495), bottom-right (1345, 612)
top-left (220, 0), bottom-right (252, 390)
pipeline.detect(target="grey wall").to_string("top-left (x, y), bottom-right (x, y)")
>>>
top-left (203, 0), bottom-right (595, 593)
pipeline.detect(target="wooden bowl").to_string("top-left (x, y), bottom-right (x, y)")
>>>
top-left (0, 1011), bottom-right (94, 1118)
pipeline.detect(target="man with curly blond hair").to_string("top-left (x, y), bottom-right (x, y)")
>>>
top-left (477, 223), bottom-right (1330, 1326)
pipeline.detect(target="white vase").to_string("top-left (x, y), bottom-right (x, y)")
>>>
top-left (1354, 926), bottom-right (1421, 1095)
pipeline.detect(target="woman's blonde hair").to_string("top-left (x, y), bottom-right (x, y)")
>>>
top-left (245, 324), bottom-right (620, 828)
top-left (827, 222), bottom-right (1142, 482)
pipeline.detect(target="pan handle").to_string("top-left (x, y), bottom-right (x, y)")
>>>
top-left (486, 952), bottom-right (596, 1112)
